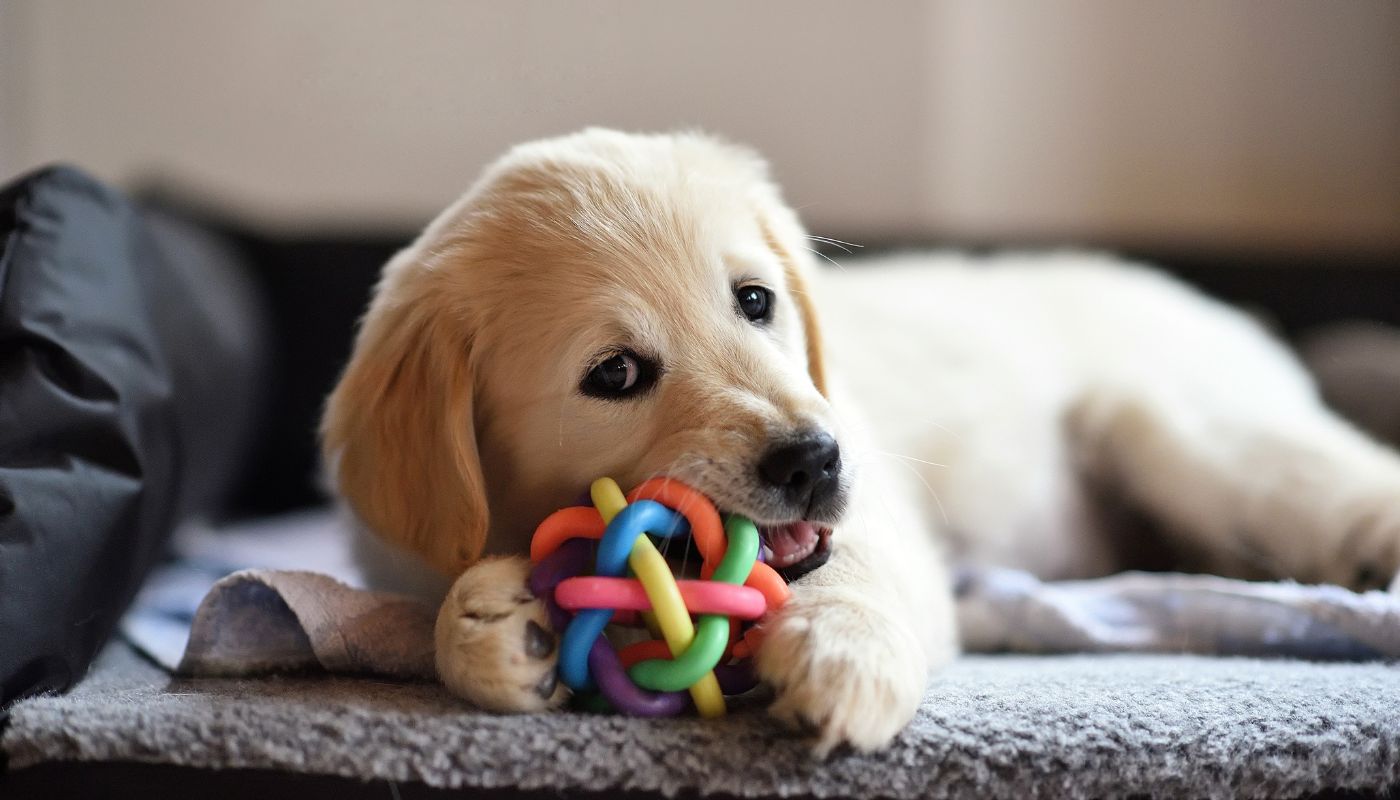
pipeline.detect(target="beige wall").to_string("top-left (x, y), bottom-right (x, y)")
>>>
top-left (3, 1), bottom-right (1398, 254)
top-left (0, 0), bottom-right (930, 237)
top-left (924, 1), bottom-right (1400, 253)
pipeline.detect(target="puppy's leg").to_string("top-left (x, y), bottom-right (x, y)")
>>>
top-left (1076, 367), bottom-right (1400, 590)
top-left (755, 473), bottom-right (958, 755)
top-left (434, 556), bottom-right (568, 711)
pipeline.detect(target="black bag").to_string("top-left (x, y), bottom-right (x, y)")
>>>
top-left (0, 166), bottom-right (266, 709)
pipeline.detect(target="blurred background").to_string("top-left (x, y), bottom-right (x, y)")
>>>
top-left (3, 0), bottom-right (1398, 513)
top-left (4, 0), bottom-right (1398, 253)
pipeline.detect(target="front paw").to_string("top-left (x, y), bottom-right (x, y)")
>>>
top-left (755, 586), bottom-right (930, 756)
top-left (1332, 499), bottom-right (1400, 591)
top-left (434, 557), bottom-right (568, 712)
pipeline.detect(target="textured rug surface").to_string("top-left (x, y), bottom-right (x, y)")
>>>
top-left (5, 642), bottom-right (1399, 799)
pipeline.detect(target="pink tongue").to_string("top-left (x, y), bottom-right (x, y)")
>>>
top-left (763, 521), bottom-right (820, 568)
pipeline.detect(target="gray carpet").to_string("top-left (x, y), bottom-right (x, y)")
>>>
top-left (5, 642), bottom-right (1400, 799)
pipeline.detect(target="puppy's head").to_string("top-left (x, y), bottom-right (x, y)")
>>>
top-left (322, 129), bottom-right (845, 579)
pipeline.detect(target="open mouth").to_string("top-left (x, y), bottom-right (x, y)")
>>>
top-left (757, 521), bottom-right (833, 582)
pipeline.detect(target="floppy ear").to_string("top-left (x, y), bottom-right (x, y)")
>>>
top-left (760, 217), bottom-right (828, 398)
top-left (321, 260), bottom-right (488, 577)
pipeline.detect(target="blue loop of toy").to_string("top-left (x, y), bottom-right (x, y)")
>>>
top-left (556, 499), bottom-right (690, 690)
top-left (559, 609), bottom-right (611, 690)
top-left (595, 499), bottom-right (690, 573)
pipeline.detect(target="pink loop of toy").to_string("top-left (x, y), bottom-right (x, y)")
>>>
top-left (555, 577), bottom-right (767, 620)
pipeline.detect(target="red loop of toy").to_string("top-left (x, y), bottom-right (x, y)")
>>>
top-left (618, 639), bottom-right (672, 669)
top-left (554, 576), bottom-right (768, 619)
top-left (730, 614), bottom-right (780, 660)
top-left (732, 630), bottom-right (760, 660)
top-left (626, 478), bottom-right (791, 610)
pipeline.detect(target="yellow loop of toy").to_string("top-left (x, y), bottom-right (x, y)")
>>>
top-left (589, 477), bottom-right (629, 524)
top-left (589, 479), bottom-right (664, 642)
top-left (589, 478), bottom-right (726, 717)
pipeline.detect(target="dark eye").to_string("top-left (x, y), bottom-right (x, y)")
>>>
top-left (735, 284), bottom-right (774, 323)
top-left (580, 350), bottom-right (658, 399)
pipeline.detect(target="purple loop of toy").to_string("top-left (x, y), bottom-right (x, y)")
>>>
top-left (588, 636), bottom-right (688, 716)
top-left (713, 661), bottom-right (759, 695)
top-left (531, 539), bottom-right (593, 643)
top-left (541, 594), bottom-right (572, 638)
top-left (529, 538), bottom-right (594, 596)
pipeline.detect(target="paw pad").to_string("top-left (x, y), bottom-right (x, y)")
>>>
top-left (525, 620), bottom-right (555, 658)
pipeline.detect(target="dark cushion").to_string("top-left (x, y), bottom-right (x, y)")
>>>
top-left (0, 166), bottom-right (266, 709)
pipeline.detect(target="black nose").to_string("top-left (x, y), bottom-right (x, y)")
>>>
top-left (757, 431), bottom-right (841, 512)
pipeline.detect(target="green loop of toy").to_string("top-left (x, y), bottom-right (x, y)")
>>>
top-left (712, 516), bottom-right (761, 584)
top-left (572, 692), bottom-right (613, 714)
top-left (626, 516), bottom-right (762, 692)
top-left (629, 616), bottom-right (730, 691)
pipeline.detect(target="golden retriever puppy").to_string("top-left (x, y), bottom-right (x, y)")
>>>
top-left (323, 128), bottom-right (1400, 754)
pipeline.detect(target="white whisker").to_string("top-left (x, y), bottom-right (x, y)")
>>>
top-left (875, 450), bottom-right (948, 468)
top-left (922, 419), bottom-right (962, 441)
top-left (807, 235), bottom-right (864, 254)
top-left (806, 237), bottom-right (852, 254)
top-left (887, 457), bottom-right (950, 526)
top-left (804, 246), bottom-right (848, 273)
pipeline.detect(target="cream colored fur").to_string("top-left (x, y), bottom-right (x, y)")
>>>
top-left (323, 129), bottom-right (1400, 755)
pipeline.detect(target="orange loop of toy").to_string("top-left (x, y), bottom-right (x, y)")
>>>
top-left (626, 478), bottom-right (725, 562)
top-left (628, 478), bottom-right (791, 610)
top-left (530, 505), bottom-right (605, 563)
top-left (744, 562), bottom-right (789, 610)
top-left (554, 576), bottom-right (768, 619)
